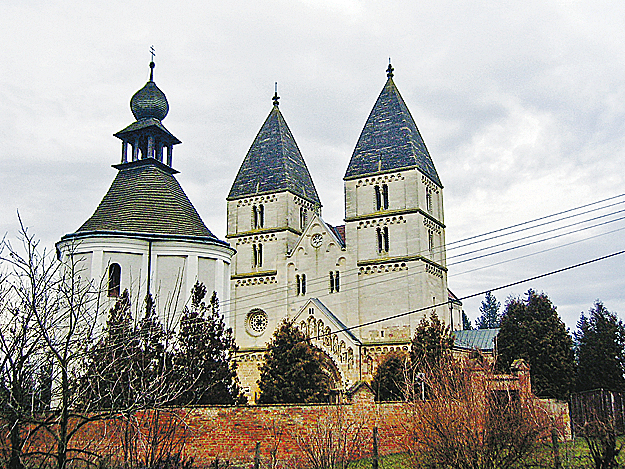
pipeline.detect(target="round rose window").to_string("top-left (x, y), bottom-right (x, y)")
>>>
top-left (246, 309), bottom-right (268, 336)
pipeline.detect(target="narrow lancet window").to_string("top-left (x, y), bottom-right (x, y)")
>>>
top-left (108, 263), bottom-right (121, 297)
top-left (382, 184), bottom-right (389, 209)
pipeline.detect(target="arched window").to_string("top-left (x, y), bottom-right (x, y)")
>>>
top-left (428, 230), bottom-right (434, 253)
top-left (252, 244), bottom-right (263, 268)
top-left (377, 227), bottom-right (389, 253)
top-left (375, 184), bottom-right (389, 211)
top-left (382, 184), bottom-right (389, 209)
top-left (300, 207), bottom-right (307, 230)
top-left (301, 274), bottom-right (307, 295)
top-left (252, 204), bottom-right (265, 229)
top-left (329, 271), bottom-right (340, 293)
top-left (108, 263), bottom-right (121, 297)
top-left (383, 226), bottom-right (389, 252)
top-left (426, 188), bottom-right (433, 213)
top-left (296, 274), bottom-right (301, 295)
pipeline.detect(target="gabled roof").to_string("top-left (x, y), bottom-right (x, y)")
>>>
top-left (453, 328), bottom-right (499, 352)
top-left (287, 213), bottom-right (346, 255)
top-left (228, 104), bottom-right (321, 204)
top-left (293, 298), bottom-right (361, 346)
top-left (66, 160), bottom-right (219, 241)
top-left (329, 224), bottom-right (345, 247)
top-left (344, 75), bottom-right (442, 187)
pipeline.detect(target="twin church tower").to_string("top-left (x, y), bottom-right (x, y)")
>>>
top-left (57, 60), bottom-right (462, 400)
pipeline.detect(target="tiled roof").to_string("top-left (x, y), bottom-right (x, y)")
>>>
top-left (344, 77), bottom-right (442, 187)
top-left (69, 160), bottom-right (217, 239)
top-left (331, 224), bottom-right (346, 247)
top-left (453, 328), bottom-right (499, 352)
top-left (228, 105), bottom-right (321, 204)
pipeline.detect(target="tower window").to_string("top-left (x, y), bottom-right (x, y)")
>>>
top-left (428, 230), bottom-right (434, 254)
top-left (383, 226), bottom-right (389, 252)
top-left (382, 184), bottom-right (389, 209)
top-left (108, 263), bottom-right (121, 298)
top-left (300, 207), bottom-right (307, 230)
top-left (426, 188), bottom-right (433, 213)
top-left (377, 227), bottom-right (389, 253)
top-left (375, 184), bottom-right (389, 211)
top-left (252, 243), bottom-right (263, 268)
top-left (252, 204), bottom-right (265, 229)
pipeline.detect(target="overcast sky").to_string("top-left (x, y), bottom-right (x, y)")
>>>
top-left (1, 0), bottom-right (624, 330)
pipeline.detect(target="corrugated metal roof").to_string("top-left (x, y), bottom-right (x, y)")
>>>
top-left (453, 328), bottom-right (499, 352)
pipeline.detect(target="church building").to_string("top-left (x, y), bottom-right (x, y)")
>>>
top-left (228, 64), bottom-right (462, 400)
top-left (56, 59), bottom-right (462, 402)
top-left (56, 61), bottom-right (234, 323)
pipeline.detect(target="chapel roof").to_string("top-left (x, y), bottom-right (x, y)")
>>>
top-left (228, 94), bottom-right (321, 205)
top-left (67, 160), bottom-right (218, 240)
top-left (453, 328), bottom-right (499, 352)
top-left (344, 64), bottom-right (442, 187)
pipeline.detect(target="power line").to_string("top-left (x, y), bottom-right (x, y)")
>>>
top-left (233, 249), bottom-right (625, 356)
top-left (447, 192), bottom-right (625, 247)
top-left (220, 195), bottom-right (625, 310)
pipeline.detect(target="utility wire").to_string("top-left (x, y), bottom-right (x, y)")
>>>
top-left (234, 249), bottom-right (625, 357)
top-left (447, 192), bottom-right (625, 246)
top-left (220, 198), bottom-right (625, 309)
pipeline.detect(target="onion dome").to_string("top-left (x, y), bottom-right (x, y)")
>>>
top-left (130, 61), bottom-right (169, 121)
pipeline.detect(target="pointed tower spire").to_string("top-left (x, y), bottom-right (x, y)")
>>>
top-left (344, 63), bottom-right (441, 186)
top-left (228, 96), bottom-right (320, 204)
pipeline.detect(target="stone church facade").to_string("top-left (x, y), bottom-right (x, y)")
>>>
top-left (228, 65), bottom-right (463, 401)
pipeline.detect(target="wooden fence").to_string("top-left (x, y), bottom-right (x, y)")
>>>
top-left (569, 389), bottom-right (625, 434)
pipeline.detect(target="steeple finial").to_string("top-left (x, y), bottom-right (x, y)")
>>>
top-left (386, 59), bottom-right (394, 79)
top-left (149, 45), bottom-right (156, 81)
top-left (272, 82), bottom-right (280, 107)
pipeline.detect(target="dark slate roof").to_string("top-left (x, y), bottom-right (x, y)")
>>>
top-left (453, 328), bottom-right (499, 352)
top-left (344, 77), bottom-right (442, 187)
top-left (114, 118), bottom-right (181, 144)
top-left (69, 160), bottom-right (217, 239)
top-left (131, 80), bottom-right (169, 121)
top-left (228, 105), bottom-right (321, 204)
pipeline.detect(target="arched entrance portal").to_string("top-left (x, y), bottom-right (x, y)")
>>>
top-left (316, 348), bottom-right (342, 391)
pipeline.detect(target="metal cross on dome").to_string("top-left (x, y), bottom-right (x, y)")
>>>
top-left (150, 45), bottom-right (156, 61)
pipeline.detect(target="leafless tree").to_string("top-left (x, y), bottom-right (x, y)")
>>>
top-left (295, 405), bottom-right (369, 469)
top-left (0, 218), bottom-right (62, 469)
top-left (402, 357), bottom-right (552, 469)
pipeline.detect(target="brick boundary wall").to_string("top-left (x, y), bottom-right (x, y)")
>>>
top-left (14, 392), bottom-right (571, 468)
